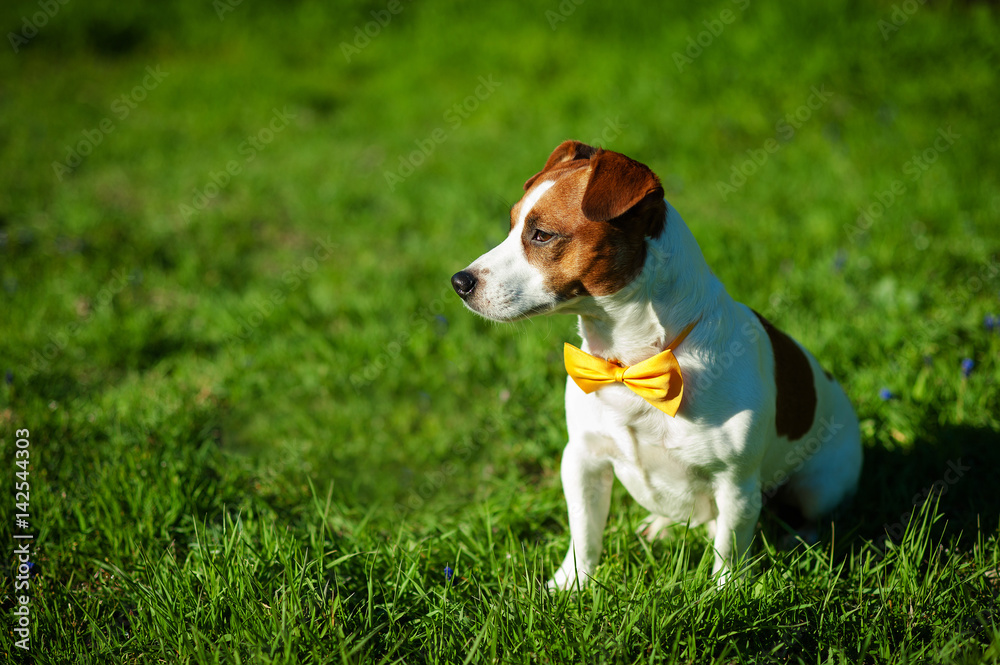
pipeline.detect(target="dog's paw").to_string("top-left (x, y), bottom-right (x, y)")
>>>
top-left (638, 514), bottom-right (680, 541)
top-left (546, 566), bottom-right (587, 592)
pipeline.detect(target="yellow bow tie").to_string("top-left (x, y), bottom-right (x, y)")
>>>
top-left (563, 320), bottom-right (699, 417)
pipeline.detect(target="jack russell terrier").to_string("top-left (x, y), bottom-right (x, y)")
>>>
top-left (451, 141), bottom-right (862, 588)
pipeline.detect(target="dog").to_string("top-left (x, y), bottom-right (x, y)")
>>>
top-left (451, 140), bottom-right (862, 589)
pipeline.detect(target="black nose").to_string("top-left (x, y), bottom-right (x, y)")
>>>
top-left (451, 271), bottom-right (477, 298)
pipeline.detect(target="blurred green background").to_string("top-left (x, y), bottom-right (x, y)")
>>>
top-left (1, 0), bottom-right (999, 661)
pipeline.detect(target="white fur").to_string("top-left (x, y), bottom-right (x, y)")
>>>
top-left (462, 180), bottom-right (557, 321)
top-left (460, 198), bottom-right (862, 590)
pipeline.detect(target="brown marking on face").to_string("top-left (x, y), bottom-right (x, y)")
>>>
top-left (510, 143), bottom-right (667, 299)
top-left (753, 311), bottom-right (817, 441)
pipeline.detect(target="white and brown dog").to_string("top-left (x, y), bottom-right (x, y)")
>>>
top-left (451, 141), bottom-right (862, 589)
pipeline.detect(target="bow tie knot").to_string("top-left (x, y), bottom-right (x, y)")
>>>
top-left (563, 320), bottom-right (699, 417)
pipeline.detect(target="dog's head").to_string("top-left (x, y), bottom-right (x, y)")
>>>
top-left (451, 140), bottom-right (666, 321)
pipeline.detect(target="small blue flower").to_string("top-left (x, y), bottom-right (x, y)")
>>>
top-left (434, 314), bottom-right (449, 337)
top-left (833, 250), bottom-right (847, 272)
top-left (879, 387), bottom-right (893, 401)
top-left (985, 315), bottom-right (997, 332)
top-left (443, 565), bottom-right (454, 584)
top-left (961, 358), bottom-right (974, 378)
top-left (4, 370), bottom-right (12, 385)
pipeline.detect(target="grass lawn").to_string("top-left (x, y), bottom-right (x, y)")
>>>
top-left (1, 0), bottom-right (999, 662)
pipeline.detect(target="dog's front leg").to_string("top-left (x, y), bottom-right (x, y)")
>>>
top-left (547, 441), bottom-right (614, 591)
top-left (710, 475), bottom-right (762, 584)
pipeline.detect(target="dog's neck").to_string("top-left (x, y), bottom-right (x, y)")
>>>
top-left (569, 203), bottom-right (728, 365)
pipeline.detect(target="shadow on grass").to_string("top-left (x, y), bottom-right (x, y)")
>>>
top-left (852, 421), bottom-right (999, 548)
top-left (761, 420), bottom-right (1000, 555)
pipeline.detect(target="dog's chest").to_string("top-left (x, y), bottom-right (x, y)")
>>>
top-left (571, 386), bottom-right (718, 523)
top-left (573, 385), bottom-right (721, 495)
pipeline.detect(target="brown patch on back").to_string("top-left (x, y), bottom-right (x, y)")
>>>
top-left (753, 311), bottom-right (817, 441)
top-left (512, 144), bottom-right (667, 300)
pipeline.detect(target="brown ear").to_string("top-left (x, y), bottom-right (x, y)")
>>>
top-left (523, 140), bottom-right (600, 191)
top-left (581, 150), bottom-right (666, 238)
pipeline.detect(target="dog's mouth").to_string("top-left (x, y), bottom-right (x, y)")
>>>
top-left (459, 292), bottom-right (558, 323)
top-left (451, 270), bottom-right (565, 322)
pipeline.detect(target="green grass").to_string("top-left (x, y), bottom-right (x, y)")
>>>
top-left (1, 0), bottom-right (999, 662)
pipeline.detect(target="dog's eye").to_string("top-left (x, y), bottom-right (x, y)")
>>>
top-left (532, 229), bottom-right (555, 243)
